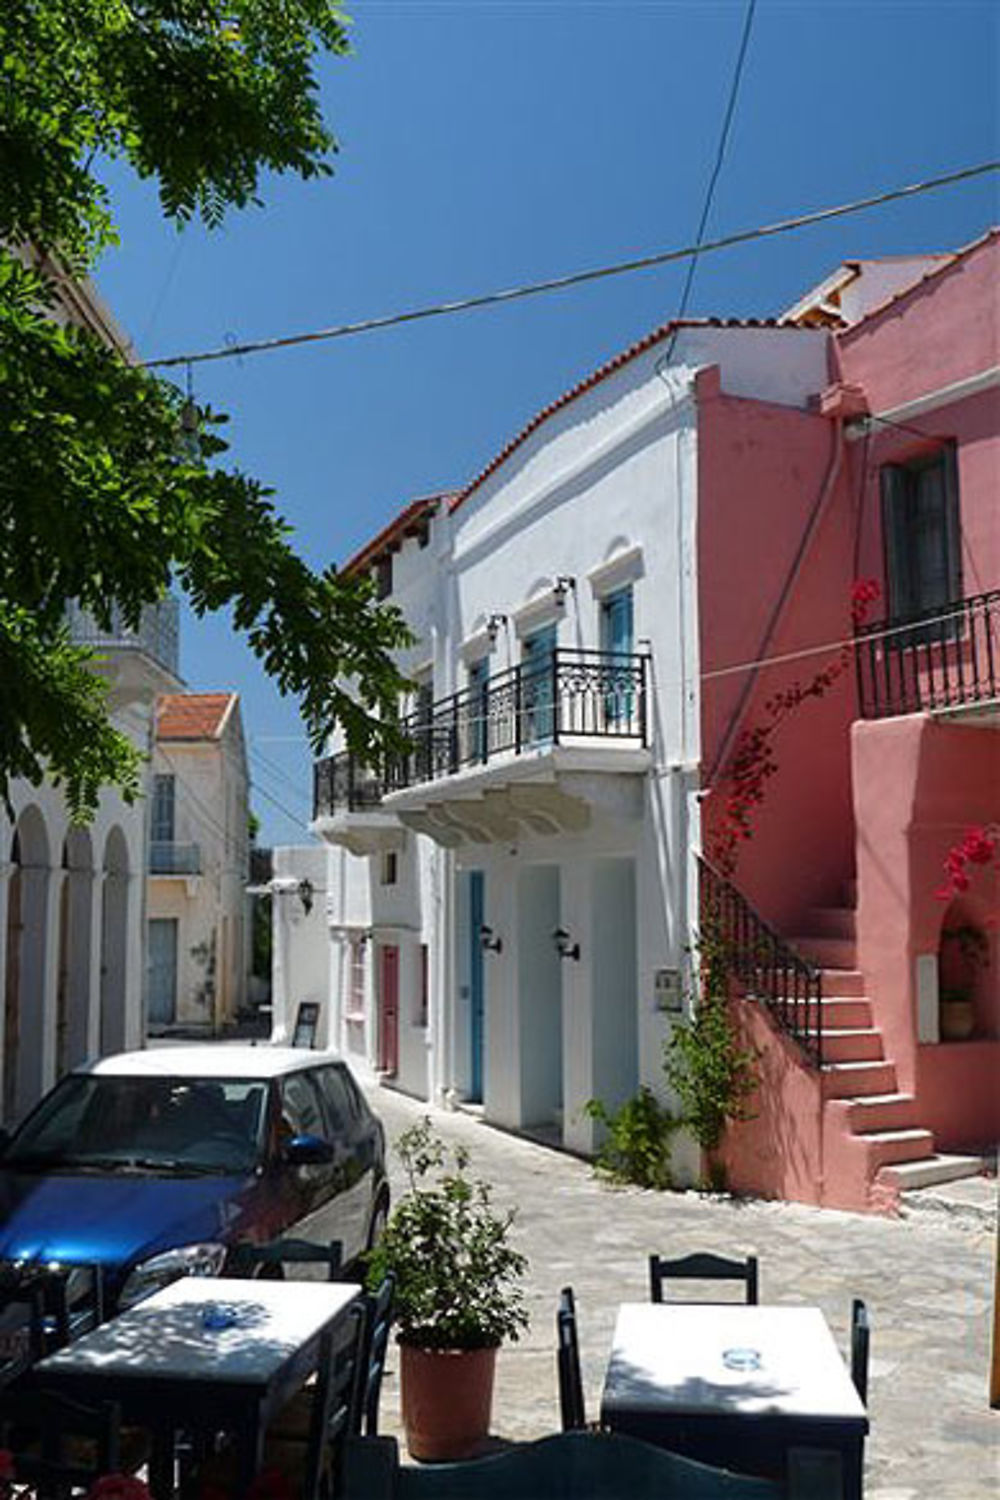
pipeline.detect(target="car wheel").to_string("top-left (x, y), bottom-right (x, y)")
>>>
top-left (366, 1195), bottom-right (389, 1251)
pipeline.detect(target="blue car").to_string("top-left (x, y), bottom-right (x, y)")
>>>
top-left (0, 1045), bottom-right (389, 1355)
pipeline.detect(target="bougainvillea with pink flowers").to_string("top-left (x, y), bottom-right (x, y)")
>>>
top-left (709, 580), bottom-right (880, 878)
top-left (936, 824), bottom-right (999, 901)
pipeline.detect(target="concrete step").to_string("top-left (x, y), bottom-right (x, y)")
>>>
top-left (858, 1127), bottom-right (936, 1170)
top-left (819, 968), bottom-right (867, 997)
top-left (792, 935), bottom-right (857, 968)
top-left (820, 1027), bottom-right (885, 1064)
top-left (819, 996), bottom-right (872, 1029)
top-left (806, 906), bottom-right (857, 940)
top-left (822, 1059), bottom-right (898, 1098)
top-left (877, 1153), bottom-right (987, 1192)
top-left (836, 1092), bottom-right (921, 1134)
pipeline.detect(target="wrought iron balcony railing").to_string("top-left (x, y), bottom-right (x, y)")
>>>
top-left (149, 841), bottom-right (201, 876)
top-left (698, 859), bottom-right (823, 1067)
top-left (854, 588), bottom-right (1000, 720)
top-left (313, 648), bottom-right (649, 818)
top-left (66, 596), bottom-right (180, 678)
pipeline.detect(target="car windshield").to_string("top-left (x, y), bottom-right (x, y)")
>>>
top-left (4, 1074), bottom-right (268, 1176)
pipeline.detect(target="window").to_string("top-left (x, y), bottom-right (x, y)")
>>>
top-left (467, 656), bottom-right (489, 763)
top-left (881, 445), bottom-right (961, 626)
top-left (521, 623), bottom-right (557, 745)
top-left (151, 774), bottom-right (175, 843)
top-left (346, 938), bottom-right (366, 1021)
top-left (380, 850), bottom-right (398, 886)
top-left (600, 586), bottom-right (634, 724)
top-left (374, 553), bottom-right (393, 600)
top-left (413, 674), bottom-right (434, 779)
top-left (278, 1072), bottom-right (326, 1141)
top-left (415, 944), bottom-right (429, 1028)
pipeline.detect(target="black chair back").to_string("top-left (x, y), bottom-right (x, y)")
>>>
top-left (230, 1236), bottom-right (345, 1281)
top-left (850, 1297), bottom-right (870, 1404)
top-left (556, 1286), bottom-right (586, 1431)
top-left (0, 1387), bottom-right (122, 1498)
top-left (648, 1251), bottom-right (759, 1304)
top-left (306, 1300), bottom-right (369, 1500)
top-left (352, 1273), bottom-right (396, 1437)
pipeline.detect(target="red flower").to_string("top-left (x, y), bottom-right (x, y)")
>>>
top-left (85, 1477), bottom-right (152, 1500)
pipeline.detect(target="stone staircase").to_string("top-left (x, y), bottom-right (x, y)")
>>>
top-left (790, 898), bottom-right (983, 1202)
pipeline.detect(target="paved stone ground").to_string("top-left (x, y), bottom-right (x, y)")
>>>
top-left (361, 1084), bottom-right (999, 1500)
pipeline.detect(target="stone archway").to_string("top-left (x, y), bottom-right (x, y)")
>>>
top-left (99, 826), bottom-right (131, 1057)
top-left (58, 827), bottom-right (96, 1075)
top-left (5, 806), bottom-right (52, 1123)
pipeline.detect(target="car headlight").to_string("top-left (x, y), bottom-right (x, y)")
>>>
top-left (118, 1243), bottom-right (227, 1311)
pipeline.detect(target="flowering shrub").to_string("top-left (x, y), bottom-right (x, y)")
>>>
top-left (709, 580), bottom-right (880, 878)
top-left (936, 824), bottom-right (999, 900)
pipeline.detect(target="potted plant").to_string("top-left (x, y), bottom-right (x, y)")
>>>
top-left (366, 1116), bottom-right (528, 1461)
top-left (938, 924), bottom-right (988, 1042)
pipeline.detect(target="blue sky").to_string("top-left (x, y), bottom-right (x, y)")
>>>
top-left (94, 0), bottom-right (999, 847)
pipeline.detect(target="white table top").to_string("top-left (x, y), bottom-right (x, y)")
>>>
top-left (37, 1276), bottom-right (361, 1388)
top-left (602, 1304), bottom-right (866, 1425)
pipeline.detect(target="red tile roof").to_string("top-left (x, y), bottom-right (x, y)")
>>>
top-left (836, 227), bottom-right (999, 343)
top-left (156, 692), bottom-right (237, 741)
top-left (448, 316), bottom-right (809, 513)
top-left (343, 492), bottom-right (452, 577)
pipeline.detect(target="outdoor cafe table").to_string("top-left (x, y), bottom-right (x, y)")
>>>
top-left (33, 1274), bottom-right (361, 1497)
top-left (600, 1304), bottom-right (868, 1499)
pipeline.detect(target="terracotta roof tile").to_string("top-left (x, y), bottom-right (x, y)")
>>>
top-left (836, 227), bottom-right (999, 343)
top-left (156, 692), bottom-right (237, 741)
top-left (343, 492), bottom-right (452, 577)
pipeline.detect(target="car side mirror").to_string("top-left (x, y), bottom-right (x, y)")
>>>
top-left (284, 1133), bottom-right (334, 1166)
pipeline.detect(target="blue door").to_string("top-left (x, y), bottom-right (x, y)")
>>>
top-left (469, 872), bottom-right (485, 1102)
top-left (468, 657), bottom-right (489, 764)
top-left (147, 918), bottom-right (177, 1027)
top-left (600, 587), bottom-right (634, 726)
top-left (522, 624), bottom-right (557, 746)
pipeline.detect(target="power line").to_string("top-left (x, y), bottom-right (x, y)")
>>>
top-left (144, 162), bottom-right (998, 371)
top-left (673, 0), bottom-right (757, 328)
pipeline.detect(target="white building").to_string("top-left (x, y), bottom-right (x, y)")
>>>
top-left (272, 317), bottom-right (830, 1168)
top-left (147, 692), bottom-right (251, 1034)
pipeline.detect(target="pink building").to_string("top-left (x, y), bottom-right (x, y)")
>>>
top-left (706, 232), bottom-right (999, 1211)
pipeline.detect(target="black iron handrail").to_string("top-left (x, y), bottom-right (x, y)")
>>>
top-left (698, 858), bottom-right (823, 1067)
top-left (854, 587), bottom-right (1000, 719)
top-left (313, 648), bottom-right (648, 816)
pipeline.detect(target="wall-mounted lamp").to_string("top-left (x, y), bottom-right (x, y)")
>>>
top-left (297, 878), bottom-right (315, 917)
top-left (486, 613), bottom-right (508, 647)
top-left (552, 576), bottom-right (576, 607)
top-left (480, 923), bottom-right (503, 954)
top-left (553, 926), bottom-right (580, 961)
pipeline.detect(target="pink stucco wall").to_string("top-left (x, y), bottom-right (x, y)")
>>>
top-left (697, 376), bottom-right (857, 931)
top-left (852, 715), bottom-right (1000, 1145)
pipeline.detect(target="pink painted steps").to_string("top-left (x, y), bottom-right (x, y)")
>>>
top-left (790, 900), bottom-right (982, 1208)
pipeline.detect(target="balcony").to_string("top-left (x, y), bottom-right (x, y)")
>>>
top-left (314, 649), bottom-right (651, 848)
top-left (66, 597), bottom-right (180, 679)
top-left (149, 841), bottom-right (201, 876)
top-left (854, 588), bottom-right (1000, 721)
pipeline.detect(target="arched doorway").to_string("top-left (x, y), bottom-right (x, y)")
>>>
top-left (99, 826), bottom-right (130, 1057)
top-left (58, 828), bottom-right (95, 1075)
top-left (5, 806), bottom-right (52, 1123)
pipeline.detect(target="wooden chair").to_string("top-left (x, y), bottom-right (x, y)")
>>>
top-left (0, 1386), bottom-right (122, 1499)
top-left (850, 1298), bottom-right (869, 1405)
top-left (341, 1431), bottom-right (787, 1499)
top-left (556, 1286), bottom-right (586, 1431)
top-left (351, 1273), bottom-right (396, 1437)
top-left (229, 1237), bottom-right (345, 1282)
top-left (648, 1252), bottom-right (759, 1305)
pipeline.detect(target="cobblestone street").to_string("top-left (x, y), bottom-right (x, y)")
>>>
top-left (357, 1084), bottom-right (998, 1500)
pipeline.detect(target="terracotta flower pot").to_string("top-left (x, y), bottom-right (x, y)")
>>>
top-left (399, 1343), bottom-right (497, 1461)
top-left (939, 995), bottom-right (975, 1042)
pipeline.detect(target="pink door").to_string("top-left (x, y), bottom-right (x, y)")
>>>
top-left (378, 945), bottom-right (399, 1076)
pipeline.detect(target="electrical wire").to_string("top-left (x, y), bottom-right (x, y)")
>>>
top-left (671, 0), bottom-right (757, 332)
top-left (143, 162), bottom-right (998, 370)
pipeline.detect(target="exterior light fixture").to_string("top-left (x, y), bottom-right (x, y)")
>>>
top-left (486, 613), bottom-right (508, 647)
top-left (553, 926), bottom-right (580, 961)
top-left (552, 576), bottom-right (576, 606)
top-left (480, 924), bottom-right (503, 954)
top-left (297, 878), bottom-right (314, 917)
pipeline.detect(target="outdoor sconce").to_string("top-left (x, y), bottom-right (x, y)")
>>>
top-left (552, 576), bottom-right (576, 607)
top-left (480, 924), bottom-right (503, 954)
top-left (553, 926), bottom-right (580, 961)
top-left (486, 613), bottom-right (508, 647)
top-left (297, 878), bottom-right (314, 917)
